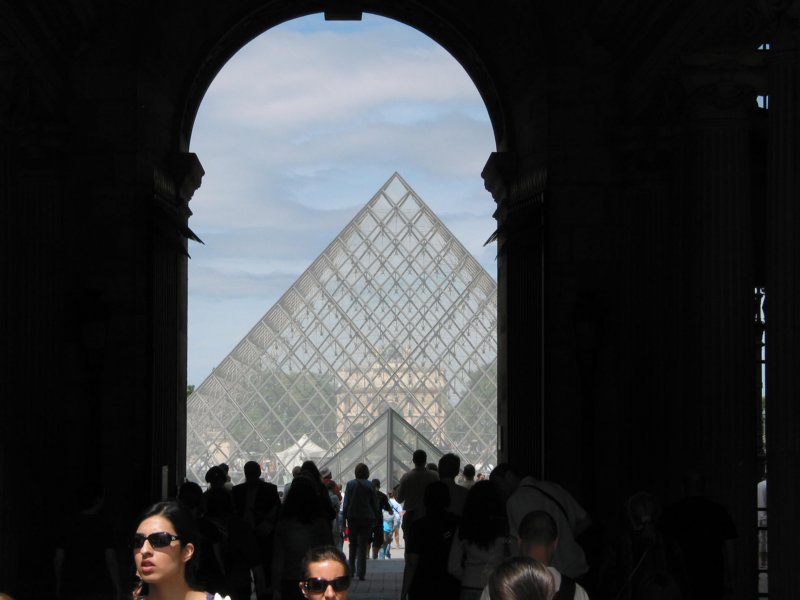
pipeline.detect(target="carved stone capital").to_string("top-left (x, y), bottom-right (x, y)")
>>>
top-left (482, 152), bottom-right (546, 253)
top-left (482, 152), bottom-right (546, 210)
top-left (153, 152), bottom-right (205, 255)
top-left (682, 49), bottom-right (766, 117)
top-left (482, 151), bottom-right (517, 205)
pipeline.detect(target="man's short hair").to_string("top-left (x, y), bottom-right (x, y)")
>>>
top-left (412, 449), bottom-right (427, 466)
top-left (463, 464), bottom-right (476, 479)
top-left (518, 510), bottom-right (558, 546)
top-left (243, 460), bottom-right (261, 480)
top-left (372, 478), bottom-right (381, 489)
top-left (438, 453), bottom-right (460, 479)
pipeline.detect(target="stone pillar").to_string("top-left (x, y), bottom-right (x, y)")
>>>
top-left (482, 152), bottom-right (545, 477)
top-left (765, 10), bottom-right (800, 596)
top-left (150, 152), bottom-right (204, 497)
top-left (682, 50), bottom-right (762, 600)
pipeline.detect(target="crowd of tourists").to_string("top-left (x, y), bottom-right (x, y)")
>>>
top-left (49, 451), bottom-right (736, 600)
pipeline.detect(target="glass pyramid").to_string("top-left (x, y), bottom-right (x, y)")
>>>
top-left (186, 173), bottom-right (497, 487)
top-left (322, 408), bottom-right (444, 489)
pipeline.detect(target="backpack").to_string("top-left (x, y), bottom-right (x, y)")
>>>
top-left (555, 574), bottom-right (576, 600)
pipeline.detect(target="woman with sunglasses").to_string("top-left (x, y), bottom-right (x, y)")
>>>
top-left (132, 500), bottom-right (231, 600)
top-left (299, 546), bottom-right (351, 600)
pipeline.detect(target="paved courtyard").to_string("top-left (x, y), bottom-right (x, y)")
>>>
top-left (343, 541), bottom-right (405, 600)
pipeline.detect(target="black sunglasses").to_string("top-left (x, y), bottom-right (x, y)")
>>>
top-left (132, 532), bottom-right (181, 549)
top-left (303, 576), bottom-right (351, 593)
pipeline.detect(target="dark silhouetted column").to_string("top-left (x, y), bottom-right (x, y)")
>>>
top-left (683, 49), bottom-right (762, 600)
top-left (483, 152), bottom-right (545, 478)
top-left (766, 22), bottom-right (800, 599)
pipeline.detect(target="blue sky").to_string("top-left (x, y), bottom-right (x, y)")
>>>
top-left (187, 13), bottom-right (497, 386)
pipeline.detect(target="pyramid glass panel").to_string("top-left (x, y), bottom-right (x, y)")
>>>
top-left (187, 173), bottom-right (497, 486)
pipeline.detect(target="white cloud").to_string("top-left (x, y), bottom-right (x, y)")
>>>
top-left (187, 14), bottom-right (496, 385)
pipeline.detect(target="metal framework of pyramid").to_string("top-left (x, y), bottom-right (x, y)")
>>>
top-left (323, 408), bottom-right (444, 489)
top-left (186, 173), bottom-right (497, 487)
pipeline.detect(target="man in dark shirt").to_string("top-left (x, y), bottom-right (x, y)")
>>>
top-left (231, 461), bottom-right (281, 598)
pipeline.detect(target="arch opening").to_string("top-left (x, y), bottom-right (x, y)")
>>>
top-left (184, 13), bottom-right (499, 486)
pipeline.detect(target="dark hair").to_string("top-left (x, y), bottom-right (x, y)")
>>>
top-left (354, 463), bottom-right (369, 479)
top-left (204, 466), bottom-right (226, 487)
top-left (134, 501), bottom-right (203, 591)
top-left (438, 453), bottom-right (460, 478)
top-left (412, 449), bottom-right (427, 466)
top-left (302, 545), bottom-right (349, 578)
top-left (488, 557), bottom-right (555, 600)
top-left (518, 510), bottom-right (558, 547)
top-left (459, 480), bottom-right (508, 549)
top-left (301, 461), bottom-right (322, 481)
top-left (244, 460), bottom-right (261, 480)
top-left (371, 478), bottom-right (381, 489)
top-left (463, 464), bottom-right (476, 478)
top-left (177, 481), bottom-right (203, 510)
top-left (281, 476), bottom-right (320, 523)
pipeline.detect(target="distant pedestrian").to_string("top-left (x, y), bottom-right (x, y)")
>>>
top-left (396, 450), bottom-right (439, 546)
top-left (342, 464), bottom-right (380, 580)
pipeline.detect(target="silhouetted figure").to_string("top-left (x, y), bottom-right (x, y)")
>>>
top-left (439, 453), bottom-right (468, 517)
top-left (325, 479), bottom-right (343, 550)
top-left (178, 480), bottom-right (205, 512)
top-left (179, 480), bottom-right (228, 594)
top-left (401, 481), bottom-right (460, 600)
top-left (461, 464), bottom-right (477, 490)
top-left (205, 465), bottom-right (232, 514)
top-left (273, 476), bottom-right (334, 600)
top-left (300, 461), bottom-right (337, 523)
top-left (491, 464), bottom-right (591, 580)
top-left (206, 465), bottom-right (229, 492)
top-left (205, 487), bottom-right (268, 600)
top-left (396, 449), bottom-right (439, 545)
top-left (54, 483), bottom-right (122, 600)
top-left (232, 461), bottom-right (281, 598)
top-left (447, 480), bottom-right (514, 600)
top-left (283, 466), bottom-right (303, 501)
top-left (342, 463), bottom-right (379, 580)
top-left (658, 471), bottom-right (736, 600)
top-left (219, 463), bottom-right (234, 491)
top-left (370, 479), bottom-right (392, 559)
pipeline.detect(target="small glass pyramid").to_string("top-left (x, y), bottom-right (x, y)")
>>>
top-left (186, 173), bottom-right (497, 486)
